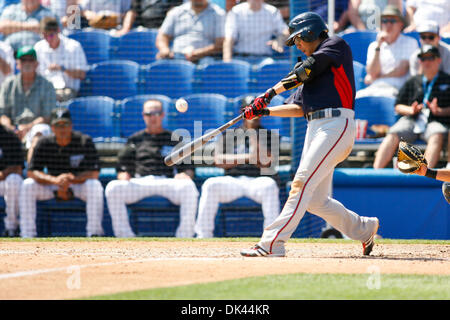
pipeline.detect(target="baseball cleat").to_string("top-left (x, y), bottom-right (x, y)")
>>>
top-left (362, 218), bottom-right (380, 256)
top-left (240, 245), bottom-right (285, 257)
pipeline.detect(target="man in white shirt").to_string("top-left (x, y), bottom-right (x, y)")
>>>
top-left (223, 0), bottom-right (289, 65)
top-left (356, 5), bottom-right (418, 98)
top-left (409, 21), bottom-right (450, 76)
top-left (34, 17), bottom-right (88, 102)
top-left (0, 40), bottom-right (15, 86)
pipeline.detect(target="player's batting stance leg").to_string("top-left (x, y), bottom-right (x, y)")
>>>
top-left (240, 12), bottom-right (379, 257)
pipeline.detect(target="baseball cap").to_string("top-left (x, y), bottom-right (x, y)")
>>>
top-left (50, 107), bottom-right (72, 125)
top-left (16, 45), bottom-right (37, 60)
top-left (416, 21), bottom-right (440, 35)
top-left (418, 45), bottom-right (440, 58)
top-left (380, 5), bottom-right (406, 25)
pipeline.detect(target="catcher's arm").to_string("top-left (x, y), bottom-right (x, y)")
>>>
top-left (416, 163), bottom-right (450, 182)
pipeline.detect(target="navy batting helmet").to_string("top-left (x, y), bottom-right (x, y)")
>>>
top-left (442, 182), bottom-right (450, 204)
top-left (286, 12), bottom-right (328, 46)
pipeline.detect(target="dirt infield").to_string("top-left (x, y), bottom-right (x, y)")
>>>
top-left (0, 240), bottom-right (448, 300)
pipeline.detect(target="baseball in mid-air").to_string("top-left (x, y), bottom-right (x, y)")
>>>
top-left (176, 98), bottom-right (188, 113)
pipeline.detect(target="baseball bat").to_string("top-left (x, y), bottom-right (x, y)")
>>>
top-left (164, 113), bottom-right (244, 166)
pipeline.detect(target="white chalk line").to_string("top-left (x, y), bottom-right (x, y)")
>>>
top-left (0, 257), bottom-right (246, 280)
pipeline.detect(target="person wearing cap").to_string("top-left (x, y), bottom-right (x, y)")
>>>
top-left (0, 0), bottom-right (59, 51)
top-left (409, 21), bottom-right (450, 76)
top-left (194, 95), bottom-right (281, 238)
top-left (373, 45), bottom-right (450, 169)
top-left (356, 5), bottom-right (418, 99)
top-left (34, 17), bottom-right (88, 102)
top-left (19, 107), bottom-right (104, 238)
top-left (240, 11), bottom-right (379, 258)
top-left (222, 0), bottom-right (289, 64)
top-left (0, 45), bottom-right (56, 159)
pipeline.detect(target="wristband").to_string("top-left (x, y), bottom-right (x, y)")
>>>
top-left (375, 47), bottom-right (380, 51)
top-left (60, 65), bottom-right (66, 72)
top-left (425, 168), bottom-right (437, 179)
top-left (265, 88), bottom-right (276, 102)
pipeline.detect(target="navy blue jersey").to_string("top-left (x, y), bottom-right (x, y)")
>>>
top-left (292, 35), bottom-right (356, 115)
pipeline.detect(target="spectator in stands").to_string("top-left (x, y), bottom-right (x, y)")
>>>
top-left (0, 0), bottom-right (58, 51)
top-left (223, 0), bottom-right (289, 65)
top-left (115, 0), bottom-right (183, 36)
top-left (34, 17), bottom-right (88, 102)
top-left (0, 123), bottom-right (23, 237)
top-left (0, 0), bottom-right (19, 15)
top-left (79, 0), bottom-right (131, 30)
top-left (346, 0), bottom-right (402, 31)
top-left (0, 45), bottom-right (56, 162)
top-left (373, 45), bottom-right (450, 169)
top-left (356, 5), bottom-right (418, 98)
top-left (105, 99), bottom-right (199, 238)
top-left (19, 107), bottom-right (104, 238)
top-left (0, 40), bottom-right (14, 86)
top-left (156, 0), bottom-right (225, 64)
top-left (194, 95), bottom-right (280, 238)
top-left (404, 0), bottom-right (450, 37)
top-left (409, 21), bottom-right (450, 76)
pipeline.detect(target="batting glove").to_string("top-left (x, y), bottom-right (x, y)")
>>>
top-left (243, 105), bottom-right (270, 120)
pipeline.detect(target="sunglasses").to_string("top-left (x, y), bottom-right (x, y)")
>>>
top-left (419, 55), bottom-right (437, 62)
top-left (381, 18), bottom-right (398, 24)
top-left (420, 34), bottom-right (436, 41)
top-left (143, 111), bottom-right (162, 116)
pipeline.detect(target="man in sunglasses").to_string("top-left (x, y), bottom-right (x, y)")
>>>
top-left (20, 107), bottom-right (105, 238)
top-left (34, 17), bottom-right (88, 102)
top-left (374, 45), bottom-right (450, 169)
top-left (105, 99), bottom-right (199, 238)
top-left (409, 21), bottom-right (450, 77)
top-left (356, 5), bottom-right (418, 98)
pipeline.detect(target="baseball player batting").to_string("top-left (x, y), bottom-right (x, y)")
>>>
top-left (240, 12), bottom-right (380, 257)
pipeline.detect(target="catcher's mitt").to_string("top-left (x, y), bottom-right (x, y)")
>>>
top-left (397, 140), bottom-right (427, 174)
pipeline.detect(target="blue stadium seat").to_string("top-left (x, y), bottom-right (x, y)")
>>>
top-left (119, 94), bottom-right (173, 137)
top-left (443, 38), bottom-right (450, 45)
top-left (142, 60), bottom-right (196, 99)
top-left (198, 61), bottom-right (250, 98)
top-left (341, 31), bottom-right (377, 65)
top-left (67, 96), bottom-right (116, 139)
top-left (88, 60), bottom-right (140, 100)
top-left (251, 60), bottom-right (291, 95)
top-left (68, 30), bottom-right (111, 64)
top-left (354, 96), bottom-right (396, 139)
top-left (168, 93), bottom-right (228, 138)
top-left (353, 60), bottom-right (366, 91)
top-left (114, 30), bottom-right (158, 65)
